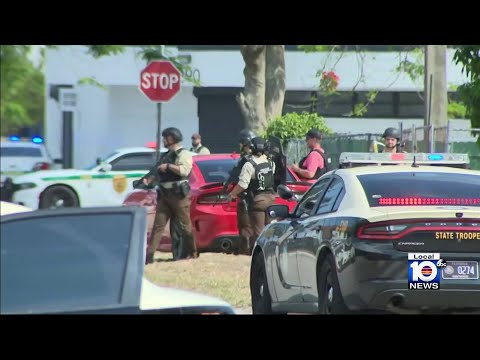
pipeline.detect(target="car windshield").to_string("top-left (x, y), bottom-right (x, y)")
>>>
top-left (0, 147), bottom-right (42, 157)
top-left (1, 212), bottom-right (134, 314)
top-left (83, 151), bottom-right (119, 170)
top-left (195, 159), bottom-right (238, 183)
top-left (357, 172), bottom-right (480, 207)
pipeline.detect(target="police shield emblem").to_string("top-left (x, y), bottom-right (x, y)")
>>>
top-left (113, 175), bottom-right (127, 193)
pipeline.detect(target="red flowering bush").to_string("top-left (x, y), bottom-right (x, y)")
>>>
top-left (319, 70), bottom-right (340, 95)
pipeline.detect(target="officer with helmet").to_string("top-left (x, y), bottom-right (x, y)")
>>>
top-left (221, 129), bottom-right (256, 255)
top-left (381, 127), bottom-right (404, 153)
top-left (228, 136), bottom-right (276, 255)
top-left (143, 127), bottom-right (198, 263)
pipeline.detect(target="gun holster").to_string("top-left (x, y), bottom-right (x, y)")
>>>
top-left (172, 181), bottom-right (190, 198)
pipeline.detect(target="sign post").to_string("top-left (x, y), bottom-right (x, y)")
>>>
top-left (139, 60), bottom-right (182, 160)
top-left (59, 89), bottom-right (77, 169)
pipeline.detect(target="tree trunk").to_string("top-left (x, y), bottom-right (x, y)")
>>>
top-left (237, 45), bottom-right (266, 132)
top-left (265, 45), bottom-right (286, 123)
top-left (424, 45), bottom-right (448, 151)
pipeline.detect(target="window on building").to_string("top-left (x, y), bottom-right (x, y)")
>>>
top-left (398, 92), bottom-right (424, 118)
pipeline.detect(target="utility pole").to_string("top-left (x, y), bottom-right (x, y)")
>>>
top-left (424, 45), bottom-right (448, 152)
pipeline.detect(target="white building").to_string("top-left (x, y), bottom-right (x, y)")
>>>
top-left (45, 46), bottom-right (472, 168)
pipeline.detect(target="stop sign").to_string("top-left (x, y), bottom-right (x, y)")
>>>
top-left (139, 60), bottom-right (182, 102)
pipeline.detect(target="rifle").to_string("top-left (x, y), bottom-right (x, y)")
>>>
top-left (213, 157), bottom-right (249, 211)
top-left (132, 150), bottom-right (172, 190)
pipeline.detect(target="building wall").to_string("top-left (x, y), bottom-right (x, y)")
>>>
top-left (45, 46), bottom-right (474, 166)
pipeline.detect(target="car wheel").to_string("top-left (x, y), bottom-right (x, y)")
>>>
top-left (317, 255), bottom-right (349, 314)
top-left (250, 253), bottom-right (273, 314)
top-left (40, 186), bottom-right (79, 209)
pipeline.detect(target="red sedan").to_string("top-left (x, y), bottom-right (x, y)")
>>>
top-left (123, 153), bottom-right (311, 253)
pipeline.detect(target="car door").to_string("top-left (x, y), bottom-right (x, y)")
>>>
top-left (298, 176), bottom-right (346, 301)
top-left (92, 152), bottom-right (154, 206)
top-left (274, 178), bottom-right (332, 304)
top-left (1, 207), bottom-right (147, 314)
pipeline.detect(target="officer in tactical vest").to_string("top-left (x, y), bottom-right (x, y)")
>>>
top-left (223, 129), bottom-right (255, 255)
top-left (143, 127), bottom-right (198, 264)
top-left (190, 133), bottom-right (211, 154)
top-left (291, 128), bottom-right (330, 181)
top-left (380, 127), bottom-right (405, 153)
top-left (228, 136), bottom-right (276, 255)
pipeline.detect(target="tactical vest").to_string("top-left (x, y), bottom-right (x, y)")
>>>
top-left (190, 145), bottom-right (205, 154)
top-left (158, 148), bottom-right (189, 183)
top-left (247, 159), bottom-right (274, 195)
top-left (299, 149), bottom-right (331, 179)
top-left (228, 154), bottom-right (251, 183)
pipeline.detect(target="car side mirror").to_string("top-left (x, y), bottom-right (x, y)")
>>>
top-left (96, 157), bottom-right (102, 166)
top-left (99, 163), bottom-right (112, 172)
top-left (268, 204), bottom-right (290, 219)
top-left (277, 184), bottom-right (295, 200)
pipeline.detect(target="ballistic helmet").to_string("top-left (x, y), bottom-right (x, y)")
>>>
top-left (250, 136), bottom-right (267, 154)
top-left (382, 127), bottom-right (400, 140)
top-left (161, 127), bottom-right (183, 143)
top-left (238, 129), bottom-right (257, 147)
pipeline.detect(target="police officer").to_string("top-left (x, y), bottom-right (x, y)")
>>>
top-left (144, 127), bottom-right (198, 264)
top-left (381, 127), bottom-right (403, 153)
top-left (225, 129), bottom-right (256, 255)
top-left (291, 128), bottom-right (330, 181)
top-left (190, 133), bottom-right (211, 154)
top-left (228, 136), bottom-right (276, 255)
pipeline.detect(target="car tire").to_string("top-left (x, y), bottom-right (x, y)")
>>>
top-left (317, 255), bottom-right (349, 314)
top-left (250, 253), bottom-right (273, 314)
top-left (40, 186), bottom-right (79, 209)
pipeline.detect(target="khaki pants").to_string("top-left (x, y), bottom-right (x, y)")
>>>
top-left (148, 191), bottom-right (197, 260)
top-left (237, 192), bottom-right (275, 255)
top-left (236, 200), bottom-right (252, 255)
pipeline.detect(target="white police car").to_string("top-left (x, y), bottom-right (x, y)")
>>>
top-left (10, 147), bottom-right (160, 209)
top-left (1, 136), bottom-right (54, 186)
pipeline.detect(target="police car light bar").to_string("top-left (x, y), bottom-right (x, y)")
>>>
top-left (339, 152), bottom-right (470, 165)
top-left (2, 136), bottom-right (44, 144)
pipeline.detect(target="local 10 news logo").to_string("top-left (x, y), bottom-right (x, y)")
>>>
top-left (408, 253), bottom-right (446, 290)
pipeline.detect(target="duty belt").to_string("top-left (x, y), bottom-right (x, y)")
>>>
top-left (160, 180), bottom-right (188, 189)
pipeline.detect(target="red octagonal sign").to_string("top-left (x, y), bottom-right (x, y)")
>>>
top-left (139, 60), bottom-right (182, 102)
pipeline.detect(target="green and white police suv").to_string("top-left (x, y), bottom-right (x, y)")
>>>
top-left (11, 147), bottom-right (159, 209)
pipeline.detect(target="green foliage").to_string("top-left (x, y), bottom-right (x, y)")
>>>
top-left (447, 100), bottom-right (467, 119)
top-left (453, 46), bottom-right (480, 145)
top-left (347, 90), bottom-right (379, 117)
top-left (76, 45), bottom-right (201, 88)
top-left (1, 45), bottom-right (44, 135)
top-left (136, 45), bottom-right (201, 86)
top-left (77, 77), bottom-right (108, 90)
top-left (298, 45), bottom-right (338, 53)
top-left (263, 112), bottom-right (333, 143)
top-left (396, 58), bottom-right (424, 83)
top-left (86, 45), bottom-right (125, 58)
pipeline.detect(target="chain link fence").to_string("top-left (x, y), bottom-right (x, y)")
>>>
top-left (285, 121), bottom-right (480, 170)
top-left (286, 133), bottom-right (383, 169)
